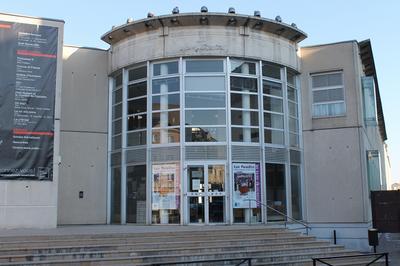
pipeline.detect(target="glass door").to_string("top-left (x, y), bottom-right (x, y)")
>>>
top-left (186, 164), bottom-right (226, 224)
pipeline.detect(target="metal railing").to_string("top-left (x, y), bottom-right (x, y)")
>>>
top-left (245, 198), bottom-right (311, 235)
top-left (312, 253), bottom-right (389, 266)
top-left (152, 257), bottom-right (252, 266)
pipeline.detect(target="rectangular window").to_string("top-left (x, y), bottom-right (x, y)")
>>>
top-left (311, 72), bottom-right (345, 117)
top-left (367, 150), bottom-right (381, 191)
top-left (186, 60), bottom-right (224, 73)
top-left (129, 66), bottom-right (147, 81)
top-left (185, 93), bottom-right (225, 108)
top-left (185, 76), bottom-right (225, 92)
top-left (361, 76), bottom-right (378, 125)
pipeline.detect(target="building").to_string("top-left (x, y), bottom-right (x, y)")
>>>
top-left (0, 8), bottom-right (390, 250)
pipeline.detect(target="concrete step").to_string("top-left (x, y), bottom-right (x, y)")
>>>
top-left (0, 240), bottom-right (332, 263)
top-left (0, 235), bottom-right (316, 255)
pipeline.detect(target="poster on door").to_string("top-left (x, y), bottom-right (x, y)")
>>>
top-left (233, 163), bottom-right (260, 208)
top-left (152, 163), bottom-right (180, 210)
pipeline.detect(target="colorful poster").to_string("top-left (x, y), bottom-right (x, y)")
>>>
top-left (233, 163), bottom-right (260, 208)
top-left (0, 21), bottom-right (58, 180)
top-left (152, 163), bottom-right (180, 210)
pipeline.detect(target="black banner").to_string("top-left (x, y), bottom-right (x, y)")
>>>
top-left (0, 21), bottom-right (58, 180)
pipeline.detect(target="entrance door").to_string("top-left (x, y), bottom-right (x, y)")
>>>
top-left (186, 164), bottom-right (226, 224)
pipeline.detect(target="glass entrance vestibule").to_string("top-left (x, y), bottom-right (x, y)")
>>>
top-left (108, 57), bottom-right (304, 225)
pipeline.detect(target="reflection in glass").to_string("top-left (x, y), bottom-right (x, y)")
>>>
top-left (128, 114), bottom-right (146, 131)
top-left (208, 165), bottom-right (225, 192)
top-left (185, 110), bottom-right (226, 125)
top-left (152, 77), bottom-right (180, 94)
top-left (290, 133), bottom-right (299, 148)
top-left (128, 98), bottom-right (147, 114)
top-left (152, 128), bottom-right (180, 144)
top-left (289, 117), bottom-right (299, 132)
top-left (127, 131), bottom-right (146, 146)
top-left (152, 111), bottom-right (180, 127)
top-left (264, 129), bottom-right (284, 145)
top-left (153, 61), bottom-right (178, 76)
top-left (185, 127), bottom-right (226, 142)
top-left (209, 196), bottom-right (224, 223)
top-left (185, 76), bottom-right (225, 91)
top-left (264, 113), bottom-right (284, 129)
top-left (188, 166), bottom-right (204, 192)
top-left (126, 165), bottom-right (146, 223)
top-left (186, 60), bottom-right (224, 73)
top-left (231, 110), bottom-right (259, 126)
top-left (152, 94), bottom-right (180, 110)
top-left (189, 197), bottom-right (205, 223)
top-left (185, 93), bottom-right (226, 108)
top-left (287, 87), bottom-right (297, 102)
top-left (266, 163), bottom-right (286, 221)
top-left (231, 94), bottom-right (258, 109)
top-left (231, 60), bottom-right (256, 75)
top-left (262, 62), bottom-right (281, 80)
top-left (231, 77), bottom-right (258, 93)
top-left (232, 127), bottom-right (259, 142)
top-left (263, 81), bottom-right (282, 97)
top-left (128, 82), bottom-right (146, 99)
top-left (288, 101), bottom-right (298, 117)
top-left (129, 66), bottom-right (147, 81)
top-left (263, 96), bottom-right (283, 113)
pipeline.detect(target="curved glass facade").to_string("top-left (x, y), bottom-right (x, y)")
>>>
top-left (109, 57), bottom-right (303, 224)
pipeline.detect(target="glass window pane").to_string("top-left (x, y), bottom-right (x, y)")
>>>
top-left (289, 118), bottom-right (299, 132)
top-left (128, 114), bottom-right (147, 131)
top-left (127, 131), bottom-right (146, 146)
top-left (111, 167), bottom-right (121, 223)
top-left (185, 110), bottom-right (226, 125)
top-left (313, 102), bottom-right (345, 117)
top-left (231, 77), bottom-right (258, 93)
top-left (231, 94), bottom-right (258, 109)
top-left (287, 87), bottom-right (297, 102)
top-left (287, 71), bottom-right (296, 86)
top-left (185, 93), bottom-right (225, 108)
top-left (152, 128), bottom-right (180, 144)
top-left (231, 60), bottom-right (256, 75)
top-left (112, 119), bottom-right (122, 135)
top-left (263, 81), bottom-right (282, 97)
top-left (112, 135), bottom-right (121, 150)
top-left (290, 133), bottom-right (299, 148)
top-left (128, 82), bottom-right (147, 99)
top-left (266, 163), bottom-right (286, 221)
top-left (152, 94), bottom-right (180, 111)
top-left (113, 103), bottom-right (122, 119)
top-left (152, 77), bottom-right (179, 94)
top-left (185, 127), bottom-right (226, 142)
top-left (153, 61), bottom-right (178, 76)
top-left (262, 63), bottom-right (281, 80)
top-left (126, 165), bottom-right (147, 223)
top-left (263, 96), bottom-right (283, 113)
top-left (264, 113), bottom-right (284, 129)
top-left (113, 88), bottom-right (122, 104)
top-left (231, 110), bottom-right (259, 126)
top-left (289, 101), bottom-right (298, 117)
top-left (185, 76), bottom-right (225, 92)
top-left (152, 111), bottom-right (180, 127)
top-left (231, 127), bottom-right (259, 142)
top-left (290, 165), bottom-right (302, 220)
top-left (264, 129), bottom-right (284, 144)
top-left (115, 73), bottom-right (122, 87)
top-left (312, 73), bottom-right (342, 88)
top-left (313, 88), bottom-right (344, 103)
top-left (128, 98), bottom-right (147, 114)
top-left (186, 60), bottom-right (224, 73)
top-left (129, 66), bottom-right (147, 81)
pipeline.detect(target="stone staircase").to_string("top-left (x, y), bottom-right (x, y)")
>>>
top-left (0, 227), bottom-right (387, 265)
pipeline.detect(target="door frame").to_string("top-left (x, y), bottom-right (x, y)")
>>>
top-left (183, 161), bottom-right (228, 225)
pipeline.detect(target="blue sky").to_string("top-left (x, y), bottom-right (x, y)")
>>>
top-left (2, 0), bottom-right (399, 183)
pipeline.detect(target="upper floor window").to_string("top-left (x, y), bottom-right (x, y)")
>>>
top-left (311, 71), bottom-right (345, 118)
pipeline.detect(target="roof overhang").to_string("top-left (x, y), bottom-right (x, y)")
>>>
top-left (101, 12), bottom-right (307, 45)
top-left (359, 39), bottom-right (387, 141)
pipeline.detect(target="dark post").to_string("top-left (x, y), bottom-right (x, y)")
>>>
top-left (333, 230), bottom-right (337, 244)
top-left (368, 228), bottom-right (379, 253)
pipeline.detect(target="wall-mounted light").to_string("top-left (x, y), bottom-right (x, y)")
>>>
top-left (228, 7), bottom-right (235, 14)
top-left (200, 16), bottom-right (208, 25)
top-left (170, 17), bottom-right (179, 25)
top-left (126, 18), bottom-right (133, 23)
top-left (275, 16), bottom-right (282, 23)
top-left (254, 11), bottom-right (261, 17)
top-left (291, 23), bottom-right (297, 28)
top-left (172, 7), bottom-right (179, 14)
top-left (201, 6), bottom-right (208, 13)
top-left (228, 17), bottom-right (237, 26)
top-left (147, 12), bottom-right (154, 18)
top-left (108, 35), bottom-right (113, 40)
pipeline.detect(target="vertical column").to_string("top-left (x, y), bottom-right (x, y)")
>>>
top-left (160, 64), bottom-right (169, 145)
top-left (107, 77), bottom-right (113, 224)
top-left (242, 63), bottom-right (251, 143)
top-left (121, 68), bottom-right (128, 224)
